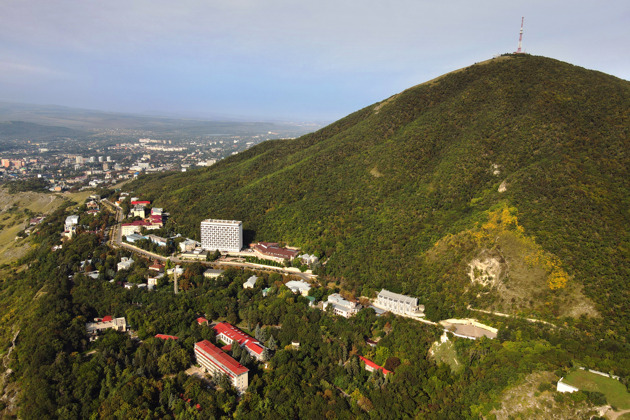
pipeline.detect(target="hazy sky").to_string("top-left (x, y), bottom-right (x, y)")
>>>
top-left (1, 0), bottom-right (628, 121)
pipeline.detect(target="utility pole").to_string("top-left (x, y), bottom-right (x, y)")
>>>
top-left (516, 17), bottom-right (525, 53)
top-left (174, 266), bottom-right (179, 294)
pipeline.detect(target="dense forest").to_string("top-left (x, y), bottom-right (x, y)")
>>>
top-left (0, 197), bottom-right (627, 418)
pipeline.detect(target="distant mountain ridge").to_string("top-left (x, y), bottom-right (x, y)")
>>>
top-left (0, 101), bottom-right (321, 135)
top-left (129, 55), bottom-right (630, 326)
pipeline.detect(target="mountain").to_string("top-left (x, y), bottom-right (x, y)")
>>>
top-left (129, 55), bottom-right (630, 325)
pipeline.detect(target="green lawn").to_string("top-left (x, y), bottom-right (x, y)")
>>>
top-left (563, 370), bottom-right (630, 410)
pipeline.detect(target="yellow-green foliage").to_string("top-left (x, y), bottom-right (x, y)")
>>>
top-left (476, 205), bottom-right (569, 291)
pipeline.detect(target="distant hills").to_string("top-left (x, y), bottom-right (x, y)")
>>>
top-left (0, 101), bottom-right (322, 138)
top-left (0, 120), bottom-right (87, 142)
top-left (128, 55), bottom-right (630, 326)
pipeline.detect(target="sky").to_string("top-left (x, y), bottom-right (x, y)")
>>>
top-left (1, 0), bottom-right (628, 122)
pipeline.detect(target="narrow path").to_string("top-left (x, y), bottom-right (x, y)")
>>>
top-left (606, 407), bottom-right (630, 420)
top-left (467, 306), bottom-right (557, 327)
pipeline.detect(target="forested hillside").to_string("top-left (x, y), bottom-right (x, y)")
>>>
top-left (130, 55), bottom-right (629, 326)
top-left (1, 54), bottom-right (629, 419)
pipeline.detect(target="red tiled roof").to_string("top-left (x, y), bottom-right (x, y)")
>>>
top-left (196, 317), bottom-right (208, 325)
top-left (155, 334), bottom-right (178, 340)
top-left (359, 355), bottom-right (392, 375)
top-left (222, 344), bottom-right (232, 352)
top-left (213, 322), bottom-right (254, 346)
top-left (102, 315), bottom-right (113, 322)
top-left (131, 200), bottom-right (151, 205)
top-left (253, 243), bottom-right (299, 259)
top-left (245, 341), bottom-right (264, 355)
top-left (195, 340), bottom-right (248, 376)
top-left (122, 220), bottom-right (152, 227)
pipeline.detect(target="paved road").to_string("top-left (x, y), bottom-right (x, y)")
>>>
top-left (103, 200), bottom-right (318, 281)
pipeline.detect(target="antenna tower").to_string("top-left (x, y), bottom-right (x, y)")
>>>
top-left (516, 17), bottom-right (524, 53)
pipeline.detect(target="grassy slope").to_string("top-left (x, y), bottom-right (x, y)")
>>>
top-left (564, 370), bottom-right (630, 410)
top-left (129, 55), bottom-right (630, 325)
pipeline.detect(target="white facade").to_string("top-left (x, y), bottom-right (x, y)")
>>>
top-left (64, 215), bottom-right (79, 236)
top-left (200, 219), bottom-right (243, 253)
top-left (86, 317), bottom-right (127, 334)
top-left (117, 257), bottom-right (134, 271)
top-left (373, 289), bottom-right (424, 316)
top-left (323, 293), bottom-right (359, 318)
top-left (557, 378), bottom-right (579, 393)
top-left (195, 340), bottom-right (249, 393)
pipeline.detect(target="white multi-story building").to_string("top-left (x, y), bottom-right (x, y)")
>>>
top-left (64, 215), bottom-right (79, 238)
top-left (373, 289), bottom-right (424, 316)
top-left (200, 219), bottom-right (243, 253)
top-left (323, 293), bottom-right (359, 318)
top-left (195, 340), bottom-right (249, 393)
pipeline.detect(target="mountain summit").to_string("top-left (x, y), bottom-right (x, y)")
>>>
top-left (131, 55), bottom-right (629, 325)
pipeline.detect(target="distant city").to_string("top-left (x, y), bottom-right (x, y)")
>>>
top-left (0, 126), bottom-right (319, 191)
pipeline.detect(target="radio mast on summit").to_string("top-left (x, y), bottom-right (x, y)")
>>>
top-left (516, 17), bottom-right (525, 53)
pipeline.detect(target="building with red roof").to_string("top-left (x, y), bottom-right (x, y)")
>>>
top-left (155, 334), bottom-right (178, 340)
top-left (213, 322), bottom-right (266, 361)
top-left (358, 355), bottom-right (392, 376)
top-left (252, 242), bottom-right (299, 262)
top-left (131, 200), bottom-right (151, 206)
top-left (194, 340), bottom-right (248, 393)
top-left (196, 317), bottom-right (209, 326)
top-left (149, 262), bottom-right (165, 272)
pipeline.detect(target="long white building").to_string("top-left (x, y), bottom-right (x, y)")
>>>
top-left (200, 219), bottom-right (243, 253)
top-left (373, 289), bottom-right (424, 316)
top-left (194, 340), bottom-right (249, 393)
top-left (323, 293), bottom-right (359, 318)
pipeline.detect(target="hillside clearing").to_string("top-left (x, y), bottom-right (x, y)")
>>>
top-left (563, 370), bottom-right (630, 410)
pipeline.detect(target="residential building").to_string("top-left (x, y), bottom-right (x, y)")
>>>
top-left (358, 355), bottom-right (392, 376)
top-left (285, 280), bottom-right (311, 296)
top-left (243, 275), bottom-right (258, 289)
top-left (213, 322), bottom-right (266, 361)
top-left (131, 205), bottom-right (146, 218)
top-left (194, 340), bottom-right (249, 393)
top-left (323, 293), bottom-right (359, 318)
top-left (180, 238), bottom-right (201, 252)
top-left (373, 289), bottom-right (424, 316)
top-left (149, 262), bottom-right (164, 272)
top-left (155, 334), bottom-right (178, 340)
top-left (147, 234), bottom-right (168, 247)
top-left (252, 242), bottom-right (299, 262)
top-left (196, 317), bottom-right (209, 326)
top-left (64, 215), bottom-right (79, 237)
top-left (121, 220), bottom-right (153, 236)
top-left (298, 253), bottom-right (319, 266)
top-left (117, 257), bottom-right (134, 271)
top-left (131, 200), bottom-right (151, 206)
top-left (203, 269), bottom-right (224, 279)
top-left (200, 219), bottom-right (243, 253)
top-left (125, 233), bottom-right (146, 243)
top-left (86, 316), bottom-right (127, 340)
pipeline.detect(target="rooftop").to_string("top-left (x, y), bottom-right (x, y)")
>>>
top-left (359, 355), bottom-right (392, 375)
top-left (195, 340), bottom-right (248, 376)
top-left (201, 219), bottom-right (242, 225)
